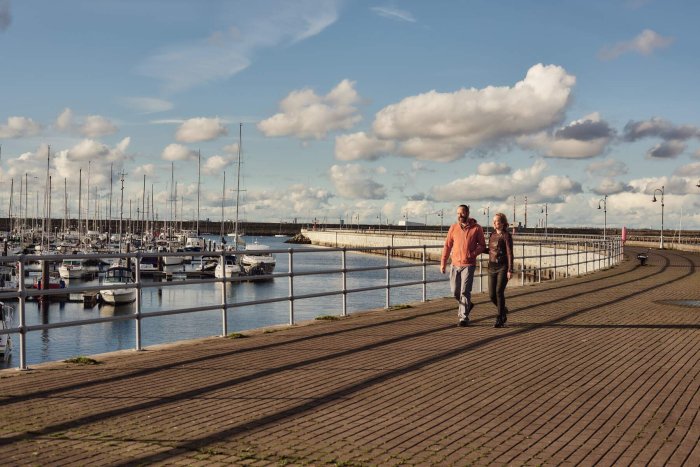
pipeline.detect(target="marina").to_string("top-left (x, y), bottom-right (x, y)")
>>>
top-left (0, 235), bottom-right (452, 369)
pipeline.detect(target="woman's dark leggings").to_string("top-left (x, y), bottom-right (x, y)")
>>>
top-left (488, 265), bottom-right (509, 318)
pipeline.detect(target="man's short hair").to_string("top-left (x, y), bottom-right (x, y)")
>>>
top-left (458, 204), bottom-right (469, 214)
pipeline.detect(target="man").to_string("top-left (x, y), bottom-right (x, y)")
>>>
top-left (440, 204), bottom-right (486, 327)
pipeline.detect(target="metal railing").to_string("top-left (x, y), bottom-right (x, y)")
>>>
top-left (0, 236), bottom-right (622, 370)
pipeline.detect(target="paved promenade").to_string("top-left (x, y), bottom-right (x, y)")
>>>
top-left (1, 246), bottom-right (699, 466)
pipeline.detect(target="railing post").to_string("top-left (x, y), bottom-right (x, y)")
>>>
top-left (288, 249), bottom-right (295, 325)
top-left (385, 246), bottom-right (391, 309)
top-left (220, 250), bottom-right (228, 336)
top-left (538, 242), bottom-right (542, 283)
top-left (341, 248), bottom-right (347, 316)
top-left (566, 242), bottom-right (569, 278)
top-left (135, 253), bottom-right (143, 350)
top-left (553, 241), bottom-right (557, 281)
top-left (421, 245), bottom-right (427, 302)
top-left (577, 242), bottom-right (580, 277)
top-left (17, 258), bottom-right (27, 370)
top-left (586, 241), bottom-right (589, 274)
top-left (521, 243), bottom-right (525, 286)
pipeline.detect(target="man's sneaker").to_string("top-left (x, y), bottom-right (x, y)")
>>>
top-left (458, 318), bottom-right (469, 327)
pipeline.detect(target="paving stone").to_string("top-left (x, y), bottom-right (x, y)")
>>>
top-left (0, 246), bottom-right (697, 465)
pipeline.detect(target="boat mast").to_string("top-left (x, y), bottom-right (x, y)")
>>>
top-left (41, 145), bottom-right (50, 250)
top-left (86, 160), bottom-right (91, 234)
top-left (234, 123), bottom-right (242, 248)
top-left (220, 171), bottom-right (225, 244)
top-left (108, 163), bottom-right (113, 245)
top-left (78, 169), bottom-right (82, 241)
top-left (197, 149), bottom-right (201, 236)
top-left (119, 171), bottom-right (125, 253)
top-left (142, 174), bottom-right (146, 240)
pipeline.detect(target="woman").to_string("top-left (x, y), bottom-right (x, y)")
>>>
top-left (488, 213), bottom-right (514, 328)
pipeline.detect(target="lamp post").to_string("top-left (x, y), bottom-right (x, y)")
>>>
top-left (541, 203), bottom-right (548, 237)
top-left (377, 212), bottom-right (381, 232)
top-left (482, 206), bottom-right (490, 235)
top-left (652, 186), bottom-right (664, 249)
top-left (403, 210), bottom-right (409, 232)
top-left (524, 196), bottom-right (528, 228)
top-left (435, 209), bottom-right (444, 232)
top-left (597, 194), bottom-right (607, 240)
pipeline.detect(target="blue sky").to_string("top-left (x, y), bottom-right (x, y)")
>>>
top-left (1, 0), bottom-right (699, 231)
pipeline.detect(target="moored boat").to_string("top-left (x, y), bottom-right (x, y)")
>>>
top-left (58, 258), bottom-right (99, 279)
top-left (214, 253), bottom-right (242, 279)
top-left (239, 242), bottom-right (276, 277)
top-left (100, 265), bottom-right (136, 304)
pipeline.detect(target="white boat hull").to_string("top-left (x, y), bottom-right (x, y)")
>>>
top-left (100, 288), bottom-right (137, 304)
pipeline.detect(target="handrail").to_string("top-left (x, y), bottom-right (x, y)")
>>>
top-left (0, 237), bottom-right (622, 370)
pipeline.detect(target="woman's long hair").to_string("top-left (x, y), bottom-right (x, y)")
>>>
top-left (494, 212), bottom-right (509, 231)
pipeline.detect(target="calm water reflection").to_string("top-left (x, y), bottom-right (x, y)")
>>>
top-left (2, 236), bottom-right (451, 368)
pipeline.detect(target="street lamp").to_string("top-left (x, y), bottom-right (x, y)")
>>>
top-left (652, 186), bottom-right (664, 249)
top-left (541, 203), bottom-right (548, 237)
top-left (377, 212), bottom-right (382, 232)
top-left (403, 210), bottom-right (409, 232)
top-left (435, 209), bottom-right (444, 232)
top-left (597, 195), bottom-right (607, 240)
top-left (482, 206), bottom-right (490, 235)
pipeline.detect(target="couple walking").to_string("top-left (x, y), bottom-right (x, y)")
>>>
top-left (440, 204), bottom-right (513, 328)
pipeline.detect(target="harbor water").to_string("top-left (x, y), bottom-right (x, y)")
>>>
top-left (1, 236), bottom-right (451, 369)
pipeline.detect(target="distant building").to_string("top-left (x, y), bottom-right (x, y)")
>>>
top-left (397, 220), bottom-right (425, 227)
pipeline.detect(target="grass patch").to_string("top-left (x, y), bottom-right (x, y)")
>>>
top-left (226, 332), bottom-right (248, 339)
top-left (63, 356), bottom-right (100, 365)
top-left (315, 315), bottom-right (340, 321)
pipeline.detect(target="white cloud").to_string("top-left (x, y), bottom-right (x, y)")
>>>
top-left (133, 164), bottom-right (157, 177)
top-left (259, 79), bottom-right (362, 140)
top-left (371, 6), bottom-right (416, 23)
top-left (537, 175), bottom-right (583, 201)
top-left (329, 164), bottom-right (386, 199)
top-left (477, 161), bottom-right (511, 176)
top-left (591, 177), bottom-right (631, 195)
top-left (345, 64), bottom-right (575, 162)
top-left (138, 1), bottom-right (340, 92)
top-left (53, 108), bottom-right (118, 137)
top-left (673, 162), bottom-right (700, 176)
top-left (51, 138), bottom-right (132, 187)
top-left (55, 108), bottom-right (73, 131)
top-left (335, 131), bottom-right (395, 161)
top-left (122, 97), bottom-right (174, 114)
top-left (202, 154), bottom-right (233, 175)
top-left (431, 159), bottom-right (548, 202)
top-left (599, 29), bottom-right (674, 60)
top-left (0, 116), bottom-right (41, 138)
top-left (162, 143), bottom-right (197, 161)
top-left (80, 115), bottom-right (118, 138)
top-left (286, 184), bottom-right (333, 213)
top-left (175, 117), bottom-right (228, 143)
top-left (517, 113), bottom-right (614, 159)
top-left (222, 143), bottom-right (240, 155)
top-left (586, 158), bottom-right (628, 177)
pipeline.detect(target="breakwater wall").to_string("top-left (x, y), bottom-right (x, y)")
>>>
top-left (301, 229), bottom-right (612, 279)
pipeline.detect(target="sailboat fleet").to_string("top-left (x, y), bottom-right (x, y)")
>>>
top-left (0, 125), bottom-right (276, 303)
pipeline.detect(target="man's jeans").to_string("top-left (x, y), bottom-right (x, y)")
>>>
top-left (450, 265), bottom-right (476, 321)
